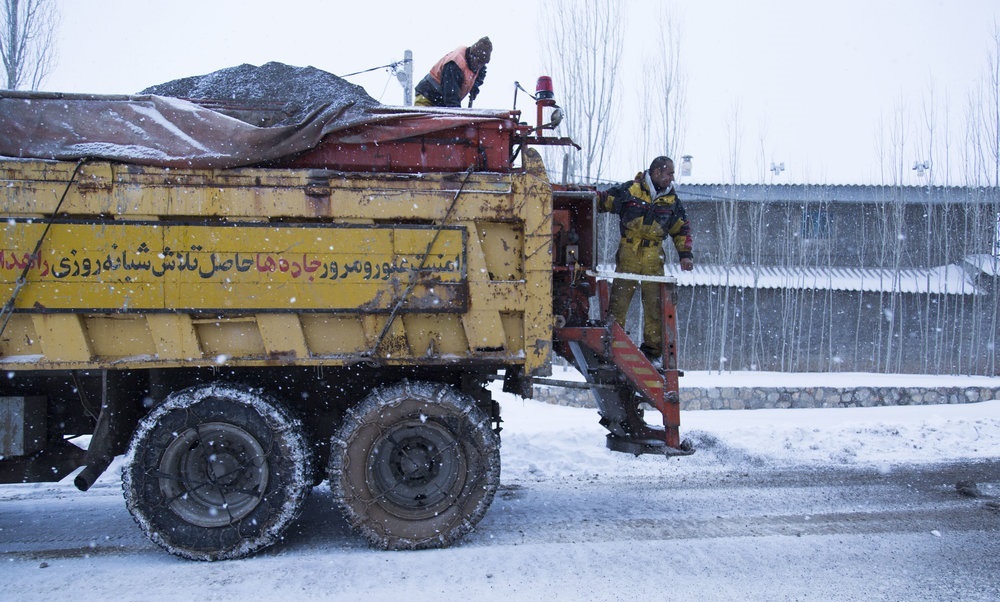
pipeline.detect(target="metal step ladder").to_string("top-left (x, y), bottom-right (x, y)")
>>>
top-left (554, 275), bottom-right (693, 456)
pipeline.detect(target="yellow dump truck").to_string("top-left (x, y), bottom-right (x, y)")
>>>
top-left (0, 77), bottom-right (691, 560)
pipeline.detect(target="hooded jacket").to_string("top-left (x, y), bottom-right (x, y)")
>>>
top-left (414, 47), bottom-right (486, 107)
top-left (599, 171), bottom-right (694, 261)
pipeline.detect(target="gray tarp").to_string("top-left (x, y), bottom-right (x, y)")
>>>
top-left (0, 62), bottom-right (516, 170)
top-left (0, 62), bottom-right (394, 169)
top-left (0, 91), bottom-right (380, 169)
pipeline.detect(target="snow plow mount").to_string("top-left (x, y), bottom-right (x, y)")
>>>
top-left (607, 434), bottom-right (695, 457)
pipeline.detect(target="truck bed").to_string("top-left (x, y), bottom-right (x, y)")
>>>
top-left (1, 151), bottom-right (553, 376)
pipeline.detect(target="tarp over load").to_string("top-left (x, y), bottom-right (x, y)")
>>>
top-left (0, 62), bottom-right (518, 170)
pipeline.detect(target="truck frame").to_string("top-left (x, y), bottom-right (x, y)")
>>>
top-left (0, 89), bottom-right (691, 560)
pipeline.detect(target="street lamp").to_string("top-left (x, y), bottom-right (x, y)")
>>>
top-left (912, 161), bottom-right (930, 177)
top-left (680, 155), bottom-right (693, 177)
top-left (770, 162), bottom-right (785, 177)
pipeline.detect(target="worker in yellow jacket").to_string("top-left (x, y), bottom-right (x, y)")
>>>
top-left (598, 156), bottom-right (694, 365)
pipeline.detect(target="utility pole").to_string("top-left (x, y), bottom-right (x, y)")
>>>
top-left (394, 50), bottom-right (413, 105)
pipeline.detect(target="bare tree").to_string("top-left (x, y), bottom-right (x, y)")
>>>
top-left (870, 103), bottom-right (910, 372)
top-left (986, 23), bottom-right (1000, 186)
top-left (955, 23), bottom-right (1000, 375)
top-left (0, 0), bottom-right (57, 90)
top-left (964, 23), bottom-right (1000, 187)
top-left (540, 0), bottom-right (624, 184)
top-left (712, 104), bottom-right (743, 372)
top-left (634, 4), bottom-right (686, 168)
top-left (917, 87), bottom-right (940, 373)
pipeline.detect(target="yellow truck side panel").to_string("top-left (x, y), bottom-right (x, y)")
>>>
top-left (0, 150), bottom-right (554, 374)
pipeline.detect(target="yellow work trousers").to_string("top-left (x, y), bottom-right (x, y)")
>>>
top-left (608, 240), bottom-right (665, 358)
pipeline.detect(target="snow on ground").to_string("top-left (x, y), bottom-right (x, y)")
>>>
top-left (679, 369), bottom-right (1000, 389)
top-left (497, 369), bottom-right (1000, 483)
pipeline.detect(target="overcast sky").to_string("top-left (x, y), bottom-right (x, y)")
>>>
top-left (43, 0), bottom-right (999, 185)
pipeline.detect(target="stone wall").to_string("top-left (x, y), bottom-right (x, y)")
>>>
top-left (532, 384), bottom-right (1000, 411)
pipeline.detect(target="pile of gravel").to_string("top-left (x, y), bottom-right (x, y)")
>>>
top-left (140, 61), bottom-right (380, 127)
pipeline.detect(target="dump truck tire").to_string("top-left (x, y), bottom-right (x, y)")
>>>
top-left (329, 380), bottom-right (500, 550)
top-left (122, 383), bottom-right (312, 561)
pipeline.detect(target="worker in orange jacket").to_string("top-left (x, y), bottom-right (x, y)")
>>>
top-left (598, 156), bottom-right (694, 366)
top-left (414, 37), bottom-right (492, 108)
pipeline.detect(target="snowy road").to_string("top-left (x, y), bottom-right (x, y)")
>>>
top-left (2, 460), bottom-right (998, 601)
top-left (3, 395), bottom-right (1000, 601)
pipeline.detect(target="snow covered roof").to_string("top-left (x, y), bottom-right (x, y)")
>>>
top-left (676, 183), bottom-right (1000, 205)
top-left (963, 254), bottom-right (1000, 277)
top-left (660, 263), bottom-right (984, 295)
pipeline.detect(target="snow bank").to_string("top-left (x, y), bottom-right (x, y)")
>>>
top-left (494, 372), bottom-right (1000, 480)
